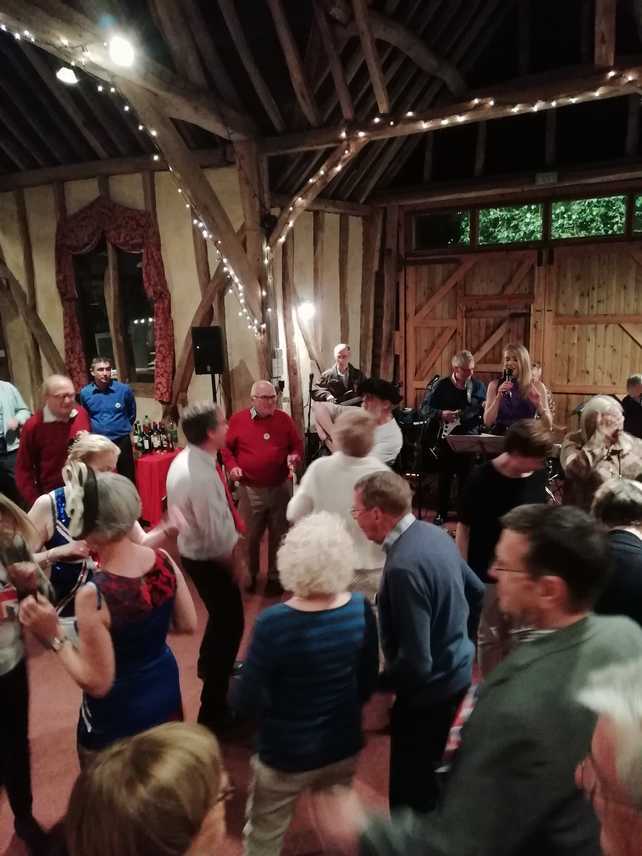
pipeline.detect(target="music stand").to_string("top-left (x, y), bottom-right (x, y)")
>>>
top-left (446, 434), bottom-right (505, 458)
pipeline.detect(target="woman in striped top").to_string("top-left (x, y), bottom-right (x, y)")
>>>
top-left (233, 511), bottom-right (379, 856)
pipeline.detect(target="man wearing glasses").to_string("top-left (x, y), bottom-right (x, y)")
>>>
top-left (15, 374), bottom-right (90, 507)
top-left (316, 504), bottom-right (642, 856)
top-left (223, 380), bottom-right (303, 596)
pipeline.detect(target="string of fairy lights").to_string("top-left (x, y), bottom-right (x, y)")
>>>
top-left (1, 18), bottom-right (641, 342)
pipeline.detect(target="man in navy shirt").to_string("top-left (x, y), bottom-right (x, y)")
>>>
top-left (79, 357), bottom-right (136, 482)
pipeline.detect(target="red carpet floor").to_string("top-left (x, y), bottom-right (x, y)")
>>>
top-left (0, 577), bottom-right (391, 855)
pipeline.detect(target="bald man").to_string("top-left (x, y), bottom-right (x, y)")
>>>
top-left (222, 381), bottom-right (303, 596)
top-left (15, 375), bottom-right (90, 507)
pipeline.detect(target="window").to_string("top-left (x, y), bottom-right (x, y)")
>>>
top-left (74, 242), bottom-right (154, 386)
top-left (478, 203), bottom-right (543, 245)
top-left (551, 195), bottom-right (627, 239)
top-left (633, 195), bottom-right (642, 233)
top-left (414, 209), bottom-right (470, 250)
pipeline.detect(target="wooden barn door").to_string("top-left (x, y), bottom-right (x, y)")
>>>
top-left (546, 245), bottom-right (642, 432)
top-left (405, 251), bottom-right (537, 408)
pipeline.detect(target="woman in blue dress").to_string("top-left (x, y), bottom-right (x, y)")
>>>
top-left (483, 343), bottom-right (552, 435)
top-left (20, 465), bottom-right (196, 758)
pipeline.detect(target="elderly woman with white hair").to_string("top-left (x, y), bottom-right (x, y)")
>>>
top-left (287, 408), bottom-right (388, 600)
top-left (592, 479), bottom-right (642, 627)
top-left (20, 467), bottom-right (196, 759)
top-left (27, 432), bottom-right (177, 617)
top-left (560, 395), bottom-right (642, 510)
top-left (233, 511), bottom-right (379, 856)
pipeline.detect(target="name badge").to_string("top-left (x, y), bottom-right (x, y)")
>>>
top-left (115, 402), bottom-right (122, 409)
top-left (264, 432), bottom-right (270, 440)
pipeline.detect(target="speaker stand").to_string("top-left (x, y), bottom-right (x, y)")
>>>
top-left (210, 372), bottom-right (217, 403)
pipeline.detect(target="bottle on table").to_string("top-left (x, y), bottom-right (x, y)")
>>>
top-left (142, 418), bottom-right (152, 454)
top-left (151, 422), bottom-right (162, 452)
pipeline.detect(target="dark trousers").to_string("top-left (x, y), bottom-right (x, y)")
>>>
top-left (389, 688), bottom-right (468, 814)
top-left (180, 556), bottom-right (244, 727)
top-left (0, 660), bottom-right (33, 822)
top-left (0, 450), bottom-right (24, 508)
top-left (437, 443), bottom-right (473, 518)
top-left (114, 434), bottom-right (136, 484)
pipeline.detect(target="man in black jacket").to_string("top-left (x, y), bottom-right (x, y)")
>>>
top-left (621, 374), bottom-right (642, 439)
top-left (420, 350), bottom-right (486, 525)
top-left (312, 343), bottom-right (365, 450)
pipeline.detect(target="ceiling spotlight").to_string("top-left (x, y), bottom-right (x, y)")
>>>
top-left (298, 301), bottom-right (316, 322)
top-left (108, 35), bottom-right (135, 67)
top-left (97, 84), bottom-right (104, 92)
top-left (56, 66), bottom-right (79, 85)
top-left (123, 104), bottom-right (130, 111)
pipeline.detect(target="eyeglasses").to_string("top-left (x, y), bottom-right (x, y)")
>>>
top-left (50, 393), bottom-right (75, 400)
top-left (253, 395), bottom-right (276, 401)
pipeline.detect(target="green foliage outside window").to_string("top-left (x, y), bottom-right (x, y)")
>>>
top-left (632, 196), bottom-right (642, 232)
top-left (478, 204), bottom-right (542, 245)
top-left (550, 196), bottom-right (626, 239)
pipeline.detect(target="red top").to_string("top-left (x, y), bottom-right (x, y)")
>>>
top-left (222, 408), bottom-right (303, 488)
top-left (15, 407), bottom-right (91, 507)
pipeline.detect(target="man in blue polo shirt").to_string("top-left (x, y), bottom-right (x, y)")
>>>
top-left (79, 357), bottom-right (136, 482)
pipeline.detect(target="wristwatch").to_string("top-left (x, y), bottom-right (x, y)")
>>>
top-left (47, 634), bottom-right (68, 653)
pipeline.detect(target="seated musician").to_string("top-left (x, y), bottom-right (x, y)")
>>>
top-left (622, 373), bottom-right (642, 439)
top-left (311, 343), bottom-right (365, 450)
top-left (484, 343), bottom-right (552, 435)
top-left (420, 350), bottom-right (486, 526)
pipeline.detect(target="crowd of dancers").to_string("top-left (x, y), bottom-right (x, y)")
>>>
top-left (1, 341), bottom-right (642, 856)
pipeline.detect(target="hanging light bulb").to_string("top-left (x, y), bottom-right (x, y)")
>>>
top-left (108, 35), bottom-right (135, 67)
top-left (56, 66), bottom-right (79, 85)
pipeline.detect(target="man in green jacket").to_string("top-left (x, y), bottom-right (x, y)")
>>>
top-left (315, 504), bottom-right (642, 856)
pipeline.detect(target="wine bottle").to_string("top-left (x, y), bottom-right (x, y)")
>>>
top-left (151, 422), bottom-right (162, 451)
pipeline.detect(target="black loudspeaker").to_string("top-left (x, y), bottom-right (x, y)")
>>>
top-left (191, 326), bottom-right (225, 375)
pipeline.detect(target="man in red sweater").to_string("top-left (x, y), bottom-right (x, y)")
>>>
top-left (223, 380), bottom-right (303, 596)
top-left (16, 374), bottom-right (90, 507)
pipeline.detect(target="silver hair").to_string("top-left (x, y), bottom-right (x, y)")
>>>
top-left (580, 395), bottom-right (623, 442)
top-left (578, 658), bottom-right (642, 810)
top-left (452, 350), bottom-right (474, 367)
top-left (277, 511), bottom-right (355, 596)
top-left (334, 343), bottom-right (350, 359)
top-left (627, 374), bottom-right (642, 390)
top-left (250, 380), bottom-right (275, 397)
top-left (92, 473), bottom-right (141, 543)
top-left (67, 432), bottom-right (120, 465)
top-left (592, 479), bottom-right (642, 529)
top-left (41, 374), bottom-right (74, 398)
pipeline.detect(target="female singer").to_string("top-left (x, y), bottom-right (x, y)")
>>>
top-left (483, 344), bottom-right (552, 434)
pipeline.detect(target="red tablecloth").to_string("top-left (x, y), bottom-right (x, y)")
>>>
top-left (135, 448), bottom-right (181, 526)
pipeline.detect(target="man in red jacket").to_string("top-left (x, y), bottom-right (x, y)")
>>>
top-left (222, 380), bottom-right (303, 596)
top-left (15, 374), bottom-right (90, 507)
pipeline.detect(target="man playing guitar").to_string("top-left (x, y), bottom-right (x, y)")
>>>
top-left (420, 350), bottom-right (486, 526)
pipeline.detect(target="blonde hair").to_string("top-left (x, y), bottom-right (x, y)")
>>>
top-left (67, 432), bottom-right (120, 466)
top-left (503, 343), bottom-right (532, 394)
top-left (0, 494), bottom-right (39, 553)
top-left (65, 723), bottom-right (223, 856)
top-left (333, 409), bottom-right (376, 458)
top-left (278, 511), bottom-right (355, 596)
top-left (580, 395), bottom-right (623, 442)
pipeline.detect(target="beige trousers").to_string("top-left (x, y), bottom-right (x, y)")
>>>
top-left (239, 482), bottom-right (291, 583)
top-left (244, 754), bottom-right (357, 856)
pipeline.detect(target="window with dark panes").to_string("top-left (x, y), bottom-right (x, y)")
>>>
top-left (74, 239), bottom-right (113, 367)
top-left (117, 249), bottom-right (155, 384)
top-left (414, 210), bottom-right (470, 250)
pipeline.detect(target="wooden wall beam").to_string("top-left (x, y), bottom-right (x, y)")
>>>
top-left (472, 319), bottom-right (509, 363)
top-left (271, 193), bottom-right (371, 217)
top-left (235, 139), bottom-right (264, 313)
top-left (313, 211), bottom-right (325, 351)
top-left (218, 0), bottom-right (285, 132)
top-left (351, 0), bottom-right (390, 114)
top-left (281, 232), bottom-right (305, 433)
top-left (2, 0), bottom-right (255, 139)
top-left (266, 0), bottom-right (321, 126)
top-left (360, 208), bottom-right (383, 376)
top-left (595, 0), bottom-right (616, 68)
top-left (380, 205), bottom-right (398, 380)
top-left (556, 313), bottom-right (642, 325)
top-left (14, 188), bottom-right (43, 395)
top-left (502, 255), bottom-right (535, 294)
top-left (339, 213), bottom-right (350, 344)
top-left (414, 257), bottom-right (476, 325)
top-left (314, 1), bottom-right (354, 121)
top-left (620, 322), bottom-right (642, 348)
top-left (415, 327), bottom-right (456, 380)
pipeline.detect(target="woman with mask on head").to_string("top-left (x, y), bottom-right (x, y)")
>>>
top-left (20, 466), bottom-right (196, 763)
top-left (483, 343), bottom-right (551, 434)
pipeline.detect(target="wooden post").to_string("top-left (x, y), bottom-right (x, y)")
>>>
top-left (594, 0), bottom-right (616, 68)
top-left (360, 208), bottom-right (383, 376)
top-left (14, 188), bottom-right (42, 399)
top-left (339, 214), bottom-right (350, 344)
top-left (380, 205), bottom-right (399, 381)
top-left (313, 211), bottom-right (325, 351)
top-left (281, 233), bottom-right (305, 433)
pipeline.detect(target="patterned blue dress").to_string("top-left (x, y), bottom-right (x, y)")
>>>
top-left (77, 550), bottom-right (182, 752)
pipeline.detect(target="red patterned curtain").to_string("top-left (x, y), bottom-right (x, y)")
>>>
top-left (55, 194), bottom-right (175, 402)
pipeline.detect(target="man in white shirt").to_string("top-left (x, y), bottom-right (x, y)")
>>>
top-left (166, 401), bottom-right (243, 733)
top-left (361, 378), bottom-right (403, 466)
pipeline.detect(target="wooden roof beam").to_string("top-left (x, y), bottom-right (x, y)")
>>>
top-left (260, 62), bottom-right (642, 156)
top-left (350, 0), bottom-right (390, 114)
top-left (268, 139), bottom-right (368, 248)
top-left (266, 0), bottom-right (321, 126)
top-left (313, 1), bottom-right (354, 121)
top-left (218, 0), bottom-right (285, 132)
top-left (0, 0), bottom-right (255, 140)
top-left (595, 0), bottom-right (616, 68)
